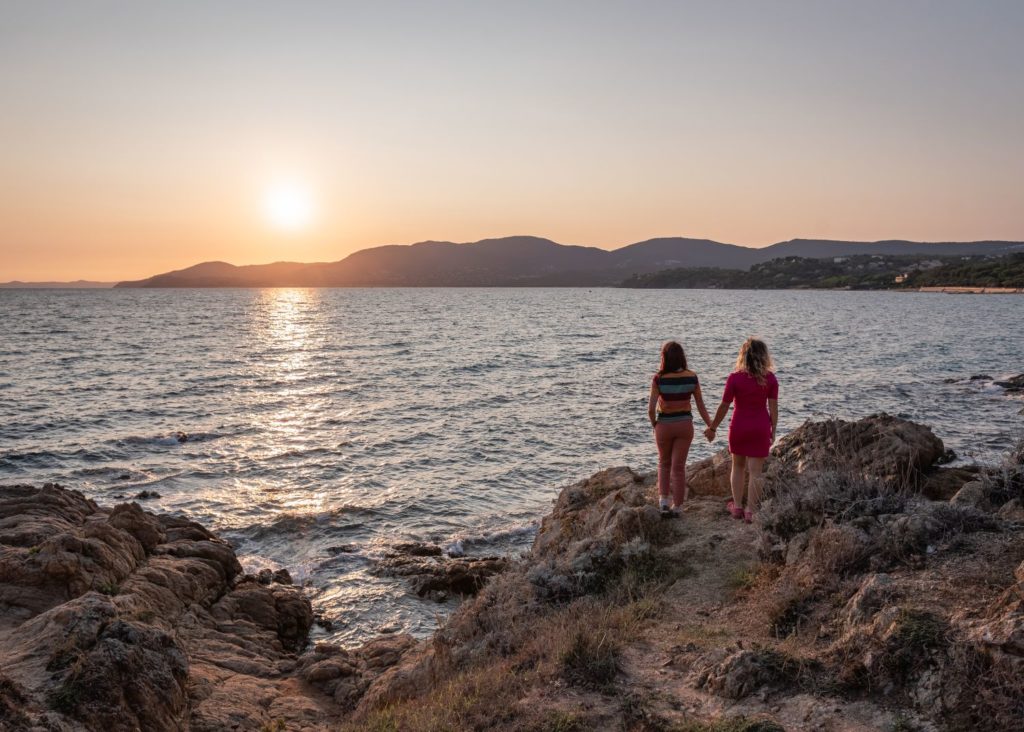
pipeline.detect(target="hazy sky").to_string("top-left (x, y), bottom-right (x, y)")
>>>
top-left (2, 1), bottom-right (1023, 280)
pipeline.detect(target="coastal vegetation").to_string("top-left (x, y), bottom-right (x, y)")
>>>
top-left (620, 253), bottom-right (1024, 290)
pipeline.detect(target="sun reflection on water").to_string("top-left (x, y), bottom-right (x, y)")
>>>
top-left (248, 288), bottom-right (332, 515)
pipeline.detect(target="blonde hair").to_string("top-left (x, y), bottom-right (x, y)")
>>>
top-left (735, 338), bottom-right (774, 385)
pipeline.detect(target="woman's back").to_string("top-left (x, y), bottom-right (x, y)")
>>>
top-left (725, 371), bottom-right (778, 414)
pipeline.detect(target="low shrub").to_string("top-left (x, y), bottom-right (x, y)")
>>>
top-left (766, 580), bottom-right (818, 639)
top-left (881, 609), bottom-right (947, 678)
top-left (560, 626), bottom-right (621, 689)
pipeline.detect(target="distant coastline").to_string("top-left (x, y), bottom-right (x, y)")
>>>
top-left (0, 280), bottom-right (114, 289)
top-left (620, 252), bottom-right (1024, 292)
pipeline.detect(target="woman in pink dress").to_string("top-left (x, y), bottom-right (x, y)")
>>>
top-left (706, 338), bottom-right (778, 523)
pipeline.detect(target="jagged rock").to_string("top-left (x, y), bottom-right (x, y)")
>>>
top-left (298, 635), bottom-right (418, 710)
top-left (0, 483), bottom-right (326, 732)
top-left (843, 573), bottom-right (894, 627)
top-left (107, 502), bottom-right (167, 552)
top-left (392, 542), bottom-right (443, 557)
top-left (371, 552), bottom-right (507, 598)
top-left (687, 414), bottom-right (946, 496)
top-left (951, 481), bottom-right (989, 509)
top-left (273, 567), bottom-right (294, 585)
top-left (994, 374), bottom-right (1024, 393)
top-left (529, 467), bottom-right (663, 599)
top-left (49, 618), bottom-right (189, 730)
top-left (409, 558), bottom-right (507, 597)
top-left (921, 465), bottom-right (981, 500)
top-left (997, 498), bottom-right (1024, 522)
top-left (968, 560), bottom-right (1024, 656)
top-left (692, 648), bottom-right (799, 700)
top-left (133, 490), bottom-right (161, 500)
top-left (687, 448), bottom-right (735, 496)
top-left (771, 413), bottom-right (944, 487)
top-left (936, 448), bottom-right (957, 465)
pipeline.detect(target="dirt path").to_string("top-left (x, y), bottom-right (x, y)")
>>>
top-left (613, 495), bottom-right (931, 731)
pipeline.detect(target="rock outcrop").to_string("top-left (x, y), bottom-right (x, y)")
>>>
top-left (0, 484), bottom-right (393, 731)
top-left (528, 466), bottom-right (663, 599)
top-left (995, 374), bottom-right (1024, 393)
top-left (345, 419), bottom-right (1024, 732)
top-left (4, 417), bottom-right (1022, 732)
top-left (688, 412), bottom-right (949, 496)
top-left (370, 544), bottom-right (508, 600)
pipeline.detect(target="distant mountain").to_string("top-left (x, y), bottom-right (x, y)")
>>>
top-left (0, 280), bottom-right (114, 289)
top-left (114, 236), bottom-right (1024, 288)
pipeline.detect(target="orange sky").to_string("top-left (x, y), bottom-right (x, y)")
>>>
top-left (2, 2), bottom-right (1022, 281)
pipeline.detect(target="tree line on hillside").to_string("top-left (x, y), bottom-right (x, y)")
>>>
top-left (619, 253), bottom-right (1024, 289)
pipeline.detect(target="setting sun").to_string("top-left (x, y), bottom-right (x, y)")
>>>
top-left (263, 182), bottom-right (314, 233)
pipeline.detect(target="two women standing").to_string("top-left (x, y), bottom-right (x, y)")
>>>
top-left (648, 338), bottom-right (778, 523)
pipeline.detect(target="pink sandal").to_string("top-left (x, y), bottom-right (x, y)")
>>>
top-left (726, 500), bottom-right (744, 520)
top-left (743, 509), bottom-right (754, 524)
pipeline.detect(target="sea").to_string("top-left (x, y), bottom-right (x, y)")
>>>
top-left (1, 288), bottom-right (1021, 645)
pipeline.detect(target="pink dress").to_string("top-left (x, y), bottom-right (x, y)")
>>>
top-left (723, 371), bottom-right (778, 458)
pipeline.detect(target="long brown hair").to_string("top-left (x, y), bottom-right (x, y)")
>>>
top-left (659, 341), bottom-right (686, 374)
top-left (735, 338), bottom-right (773, 385)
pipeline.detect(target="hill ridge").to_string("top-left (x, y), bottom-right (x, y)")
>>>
top-left (114, 235), bottom-right (1024, 288)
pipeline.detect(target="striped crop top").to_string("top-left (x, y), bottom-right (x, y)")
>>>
top-left (652, 371), bottom-right (699, 423)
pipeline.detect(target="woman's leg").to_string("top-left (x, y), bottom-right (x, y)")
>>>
top-left (654, 423), bottom-right (673, 504)
top-left (670, 421), bottom-right (694, 507)
top-left (730, 454), bottom-right (747, 508)
top-left (746, 457), bottom-right (767, 512)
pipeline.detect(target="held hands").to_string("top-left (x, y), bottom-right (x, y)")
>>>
top-left (704, 426), bottom-right (716, 442)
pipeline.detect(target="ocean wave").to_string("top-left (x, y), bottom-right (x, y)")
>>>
top-left (72, 466), bottom-right (154, 482)
top-left (445, 522), bottom-right (537, 557)
top-left (0, 448), bottom-right (116, 469)
top-left (263, 446), bottom-right (336, 462)
top-left (223, 505), bottom-right (380, 543)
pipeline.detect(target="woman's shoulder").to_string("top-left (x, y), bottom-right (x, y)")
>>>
top-left (658, 368), bottom-right (696, 377)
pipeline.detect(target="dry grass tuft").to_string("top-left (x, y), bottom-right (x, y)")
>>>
top-left (560, 625), bottom-right (621, 689)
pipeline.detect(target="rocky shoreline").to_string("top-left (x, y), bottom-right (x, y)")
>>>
top-left (2, 413), bottom-right (1023, 731)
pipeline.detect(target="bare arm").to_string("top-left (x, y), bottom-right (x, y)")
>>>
top-left (710, 400), bottom-right (730, 432)
top-left (648, 381), bottom-right (658, 428)
top-left (693, 382), bottom-right (712, 427)
top-left (768, 399), bottom-right (778, 442)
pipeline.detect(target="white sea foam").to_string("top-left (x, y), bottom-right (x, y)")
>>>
top-left (446, 522), bottom-right (537, 557)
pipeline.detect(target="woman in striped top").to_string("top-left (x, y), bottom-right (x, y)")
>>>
top-left (648, 341), bottom-right (713, 517)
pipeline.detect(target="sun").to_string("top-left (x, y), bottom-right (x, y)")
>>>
top-left (263, 181), bottom-right (314, 232)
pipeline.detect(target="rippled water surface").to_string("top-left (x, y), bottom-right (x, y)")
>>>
top-left (1, 288), bottom-right (1021, 643)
